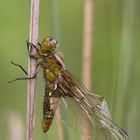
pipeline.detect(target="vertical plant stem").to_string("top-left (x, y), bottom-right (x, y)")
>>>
top-left (26, 0), bottom-right (40, 140)
top-left (82, 0), bottom-right (93, 139)
top-left (82, 0), bottom-right (93, 90)
top-left (55, 116), bottom-right (64, 140)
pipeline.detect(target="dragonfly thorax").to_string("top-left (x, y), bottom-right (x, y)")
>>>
top-left (43, 56), bottom-right (62, 82)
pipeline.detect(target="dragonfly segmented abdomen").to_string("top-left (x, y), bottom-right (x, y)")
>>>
top-left (42, 83), bottom-right (60, 132)
top-left (42, 92), bottom-right (54, 132)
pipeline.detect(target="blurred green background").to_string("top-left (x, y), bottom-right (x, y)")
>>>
top-left (0, 0), bottom-right (140, 140)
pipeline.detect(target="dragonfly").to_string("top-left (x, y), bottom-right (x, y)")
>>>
top-left (9, 37), bottom-right (129, 140)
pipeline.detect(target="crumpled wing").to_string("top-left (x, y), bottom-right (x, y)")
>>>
top-left (56, 69), bottom-right (129, 140)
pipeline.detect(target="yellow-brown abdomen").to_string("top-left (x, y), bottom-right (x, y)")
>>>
top-left (42, 110), bottom-right (54, 132)
top-left (42, 90), bottom-right (60, 133)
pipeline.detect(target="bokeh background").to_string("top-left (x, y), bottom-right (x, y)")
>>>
top-left (0, 0), bottom-right (140, 140)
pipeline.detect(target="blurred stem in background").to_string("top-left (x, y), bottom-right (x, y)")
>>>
top-left (50, 0), bottom-right (64, 140)
top-left (50, 0), bottom-right (61, 41)
top-left (82, 0), bottom-right (93, 139)
top-left (9, 113), bottom-right (24, 140)
top-left (112, 0), bottom-right (135, 126)
top-left (110, 0), bottom-right (138, 139)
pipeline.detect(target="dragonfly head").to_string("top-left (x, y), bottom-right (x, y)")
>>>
top-left (40, 37), bottom-right (58, 54)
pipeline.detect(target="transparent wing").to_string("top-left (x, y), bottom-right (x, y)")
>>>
top-left (56, 69), bottom-right (129, 140)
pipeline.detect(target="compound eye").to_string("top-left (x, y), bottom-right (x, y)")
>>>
top-left (49, 37), bottom-right (53, 41)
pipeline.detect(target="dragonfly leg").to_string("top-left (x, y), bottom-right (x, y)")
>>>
top-left (26, 40), bottom-right (39, 52)
top-left (8, 62), bottom-right (41, 83)
top-left (26, 41), bottom-right (43, 59)
top-left (10, 61), bottom-right (28, 75)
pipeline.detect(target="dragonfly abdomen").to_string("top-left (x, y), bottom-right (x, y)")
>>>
top-left (42, 88), bottom-right (60, 132)
top-left (42, 110), bottom-right (54, 132)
